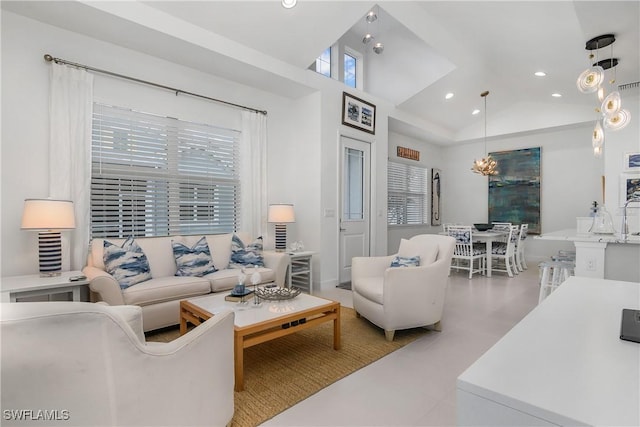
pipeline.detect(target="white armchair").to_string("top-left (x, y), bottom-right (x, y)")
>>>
top-left (351, 234), bottom-right (455, 341)
top-left (1, 301), bottom-right (234, 427)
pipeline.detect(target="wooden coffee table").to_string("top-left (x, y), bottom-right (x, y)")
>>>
top-left (180, 290), bottom-right (341, 391)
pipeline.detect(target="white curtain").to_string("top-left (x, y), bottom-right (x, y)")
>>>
top-left (240, 111), bottom-right (267, 238)
top-left (49, 63), bottom-right (93, 270)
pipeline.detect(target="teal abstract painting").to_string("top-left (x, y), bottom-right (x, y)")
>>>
top-left (488, 147), bottom-right (541, 234)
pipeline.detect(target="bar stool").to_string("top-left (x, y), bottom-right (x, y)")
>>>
top-left (552, 250), bottom-right (576, 262)
top-left (538, 260), bottom-right (575, 304)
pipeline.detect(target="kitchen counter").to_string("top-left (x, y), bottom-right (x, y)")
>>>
top-left (536, 229), bottom-right (640, 279)
top-left (536, 228), bottom-right (640, 244)
top-left (457, 277), bottom-right (640, 426)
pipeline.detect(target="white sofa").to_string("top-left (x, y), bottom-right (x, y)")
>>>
top-left (83, 232), bottom-right (288, 331)
top-left (1, 301), bottom-right (235, 427)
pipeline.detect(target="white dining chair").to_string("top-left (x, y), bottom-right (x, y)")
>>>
top-left (515, 224), bottom-right (529, 271)
top-left (448, 225), bottom-right (486, 279)
top-left (489, 225), bottom-right (519, 277)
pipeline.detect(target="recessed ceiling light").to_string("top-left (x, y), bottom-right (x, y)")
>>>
top-left (281, 0), bottom-right (297, 9)
top-left (535, 71), bottom-right (547, 77)
top-left (445, 92), bottom-right (454, 100)
top-left (552, 93), bottom-right (562, 97)
top-left (472, 109), bottom-right (480, 115)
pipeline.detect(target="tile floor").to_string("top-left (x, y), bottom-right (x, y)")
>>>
top-left (262, 266), bottom-right (541, 426)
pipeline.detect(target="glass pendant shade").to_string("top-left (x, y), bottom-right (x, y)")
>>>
top-left (597, 87), bottom-right (605, 102)
top-left (577, 66), bottom-right (604, 93)
top-left (373, 42), bottom-right (384, 54)
top-left (592, 120), bottom-right (604, 146)
top-left (362, 33), bottom-right (374, 44)
top-left (593, 145), bottom-right (603, 157)
top-left (601, 91), bottom-right (621, 117)
top-left (603, 108), bottom-right (630, 130)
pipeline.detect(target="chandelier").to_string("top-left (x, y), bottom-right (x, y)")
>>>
top-left (576, 34), bottom-right (630, 157)
top-left (471, 91), bottom-right (498, 176)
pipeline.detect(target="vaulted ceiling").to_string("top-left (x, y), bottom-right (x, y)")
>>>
top-left (3, 1), bottom-right (639, 144)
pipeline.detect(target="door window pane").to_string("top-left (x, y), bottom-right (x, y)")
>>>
top-left (344, 148), bottom-right (364, 220)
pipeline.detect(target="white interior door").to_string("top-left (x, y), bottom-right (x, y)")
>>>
top-left (339, 136), bottom-right (371, 285)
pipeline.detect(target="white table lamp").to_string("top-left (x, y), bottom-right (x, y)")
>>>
top-left (21, 198), bottom-right (76, 276)
top-left (268, 204), bottom-right (295, 252)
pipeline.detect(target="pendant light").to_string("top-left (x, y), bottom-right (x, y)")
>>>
top-left (577, 34), bottom-right (631, 157)
top-left (592, 120), bottom-right (604, 157)
top-left (471, 91), bottom-right (498, 176)
top-left (577, 66), bottom-right (604, 93)
top-left (576, 34), bottom-right (613, 93)
top-left (604, 108), bottom-right (631, 130)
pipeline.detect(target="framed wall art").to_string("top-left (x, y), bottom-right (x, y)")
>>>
top-left (623, 152), bottom-right (640, 171)
top-left (488, 147), bottom-right (541, 234)
top-left (342, 92), bottom-right (376, 135)
top-left (431, 168), bottom-right (441, 226)
top-left (620, 172), bottom-right (640, 205)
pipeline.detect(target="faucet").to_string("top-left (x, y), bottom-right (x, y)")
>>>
top-left (622, 193), bottom-right (640, 241)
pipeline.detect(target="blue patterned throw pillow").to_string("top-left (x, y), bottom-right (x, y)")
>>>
top-left (390, 256), bottom-right (421, 268)
top-left (103, 237), bottom-right (152, 289)
top-left (172, 236), bottom-right (217, 277)
top-left (230, 234), bottom-right (264, 267)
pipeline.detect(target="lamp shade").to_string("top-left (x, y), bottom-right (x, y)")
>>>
top-left (21, 199), bottom-right (76, 230)
top-left (267, 204), bottom-right (295, 223)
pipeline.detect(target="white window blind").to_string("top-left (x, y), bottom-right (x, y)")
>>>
top-left (91, 103), bottom-right (241, 238)
top-left (387, 161), bottom-right (429, 225)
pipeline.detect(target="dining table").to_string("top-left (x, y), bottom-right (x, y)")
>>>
top-left (472, 230), bottom-right (508, 277)
top-left (440, 228), bottom-right (508, 278)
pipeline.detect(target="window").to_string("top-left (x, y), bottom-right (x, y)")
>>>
top-left (91, 103), bottom-right (241, 238)
top-left (344, 52), bottom-right (356, 88)
top-left (387, 161), bottom-right (429, 225)
top-left (314, 47), bottom-right (331, 77)
top-left (344, 46), bottom-right (364, 90)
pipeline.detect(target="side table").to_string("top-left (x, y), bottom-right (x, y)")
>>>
top-left (1, 271), bottom-right (89, 303)
top-left (287, 251), bottom-right (315, 293)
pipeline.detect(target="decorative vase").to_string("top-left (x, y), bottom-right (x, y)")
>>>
top-left (589, 206), bottom-right (615, 234)
top-left (233, 268), bottom-right (247, 295)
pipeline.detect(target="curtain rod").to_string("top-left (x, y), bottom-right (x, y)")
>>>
top-left (43, 54), bottom-right (267, 115)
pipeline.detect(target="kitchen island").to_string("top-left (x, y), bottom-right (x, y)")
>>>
top-left (457, 276), bottom-right (640, 426)
top-left (535, 228), bottom-right (640, 280)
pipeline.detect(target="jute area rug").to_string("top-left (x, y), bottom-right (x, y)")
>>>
top-left (146, 306), bottom-right (429, 427)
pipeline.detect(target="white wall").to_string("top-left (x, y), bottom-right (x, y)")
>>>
top-left (0, 11), bottom-right (299, 276)
top-left (442, 125), bottom-right (602, 263)
top-left (440, 117), bottom-right (640, 281)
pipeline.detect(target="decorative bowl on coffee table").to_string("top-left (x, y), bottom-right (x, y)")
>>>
top-left (255, 286), bottom-right (302, 301)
